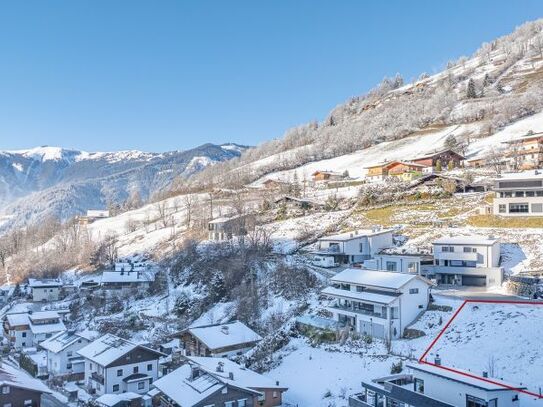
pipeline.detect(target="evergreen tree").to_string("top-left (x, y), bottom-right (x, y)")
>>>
top-left (435, 159), bottom-right (442, 172)
top-left (447, 161), bottom-right (454, 171)
top-left (466, 79), bottom-right (477, 99)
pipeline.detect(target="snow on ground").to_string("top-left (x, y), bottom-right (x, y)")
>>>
top-left (426, 302), bottom-right (543, 406)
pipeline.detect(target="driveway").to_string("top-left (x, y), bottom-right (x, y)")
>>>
top-left (433, 287), bottom-right (527, 301)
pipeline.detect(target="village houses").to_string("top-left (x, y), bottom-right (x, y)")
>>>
top-left (154, 356), bottom-right (287, 407)
top-left (0, 363), bottom-right (52, 407)
top-left (77, 334), bottom-right (165, 396)
top-left (28, 278), bottom-right (63, 302)
top-left (492, 170), bottom-right (543, 216)
top-left (3, 311), bottom-right (66, 349)
top-left (322, 269), bottom-right (432, 340)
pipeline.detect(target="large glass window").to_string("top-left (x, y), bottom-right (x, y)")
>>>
top-left (414, 378), bottom-right (424, 393)
top-left (509, 203), bottom-right (529, 213)
top-left (386, 261), bottom-right (397, 271)
top-left (498, 204), bottom-right (506, 213)
top-left (466, 394), bottom-right (489, 407)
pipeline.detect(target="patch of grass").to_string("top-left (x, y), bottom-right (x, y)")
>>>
top-left (364, 206), bottom-right (395, 225)
top-left (468, 215), bottom-right (543, 228)
top-left (437, 207), bottom-right (464, 219)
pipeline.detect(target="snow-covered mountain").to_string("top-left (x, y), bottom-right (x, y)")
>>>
top-left (0, 143), bottom-right (247, 230)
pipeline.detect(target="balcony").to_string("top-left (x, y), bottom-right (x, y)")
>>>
top-left (435, 251), bottom-right (478, 262)
top-left (328, 302), bottom-right (386, 319)
top-left (318, 245), bottom-right (342, 254)
top-left (91, 371), bottom-right (105, 385)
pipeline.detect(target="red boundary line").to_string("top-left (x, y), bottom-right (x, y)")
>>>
top-left (418, 299), bottom-right (543, 399)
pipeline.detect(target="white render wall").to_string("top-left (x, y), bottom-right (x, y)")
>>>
top-left (414, 369), bottom-right (520, 407)
top-left (7, 328), bottom-right (32, 349)
top-left (493, 196), bottom-right (543, 217)
top-left (31, 286), bottom-right (60, 302)
top-left (85, 358), bottom-right (160, 395)
top-left (372, 254), bottom-right (422, 274)
top-left (433, 241), bottom-right (500, 268)
top-left (47, 338), bottom-right (91, 376)
top-left (398, 279), bottom-right (430, 333)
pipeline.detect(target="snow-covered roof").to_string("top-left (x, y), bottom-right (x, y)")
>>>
top-left (96, 392), bottom-right (141, 407)
top-left (0, 363), bottom-right (51, 393)
top-left (433, 235), bottom-right (499, 246)
top-left (189, 356), bottom-right (287, 390)
top-left (330, 269), bottom-right (430, 290)
top-left (28, 311), bottom-right (61, 321)
top-left (376, 246), bottom-right (431, 257)
top-left (185, 321), bottom-right (262, 351)
top-left (154, 357), bottom-right (285, 407)
top-left (78, 334), bottom-right (162, 367)
top-left (321, 286), bottom-right (398, 305)
top-left (100, 271), bottom-right (154, 284)
top-left (40, 330), bottom-right (97, 353)
top-left (6, 313), bottom-right (30, 327)
top-left (208, 214), bottom-right (246, 224)
top-left (319, 228), bottom-right (393, 242)
top-left (494, 170), bottom-right (543, 180)
top-left (408, 363), bottom-right (527, 392)
top-left (6, 311), bottom-right (62, 329)
top-left (28, 278), bottom-right (62, 288)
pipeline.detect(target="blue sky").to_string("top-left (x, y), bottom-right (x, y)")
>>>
top-left (0, 1), bottom-right (542, 152)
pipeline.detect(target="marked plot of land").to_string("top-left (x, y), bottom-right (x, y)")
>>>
top-left (421, 301), bottom-right (543, 400)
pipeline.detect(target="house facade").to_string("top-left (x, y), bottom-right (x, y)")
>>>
top-left (312, 228), bottom-right (394, 267)
top-left (3, 311), bottom-right (66, 349)
top-left (349, 360), bottom-right (523, 407)
top-left (387, 161), bottom-right (428, 181)
top-left (100, 271), bottom-right (155, 292)
top-left (322, 269), bottom-right (432, 340)
top-left (370, 250), bottom-right (434, 275)
top-left (312, 171), bottom-right (345, 182)
top-left (431, 236), bottom-right (502, 287)
top-left (492, 171), bottom-right (543, 216)
top-left (0, 363), bottom-right (51, 407)
top-left (411, 149), bottom-right (465, 169)
top-left (154, 357), bottom-right (287, 407)
top-left (503, 132), bottom-right (543, 170)
top-left (208, 214), bottom-right (254, 242)
top-left (28, 279), bottom-right (62, 302)
top-left (78, 334), bottom-right (164, 396)
top-left (41, 330), bottom-right (96, 378)
top-left (176, 321), bottom-right (262, 358)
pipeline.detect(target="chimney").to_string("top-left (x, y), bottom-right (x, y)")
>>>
top-left (217, 361), bottom-right (224, 373)
top-left (190, 365), bottom-right (200, 380)
top-left (434, 354), bottom-right (441, 366)
top-left (482, 371), bottom-right (488, 378)
top-left (229, 372), bottom-right (234, 380)
top-left (221, 325), bottom-right (229, 335)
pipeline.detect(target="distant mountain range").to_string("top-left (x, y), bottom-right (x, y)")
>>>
top-left (0, 143), bottom-right (247, 231)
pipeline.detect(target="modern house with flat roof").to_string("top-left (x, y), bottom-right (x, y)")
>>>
top-left (322, 269), bottom-right (432, 340)
top-left (431, 235), bottom-right (502, 287)
top-left (492, 170), bottom-right (543, 216)
top-left (369, 247), bottom-right (434, 275)
top-left (312, 228), bottom-right (394, 267)
top-left (349, 359), bottom-right (524, 407)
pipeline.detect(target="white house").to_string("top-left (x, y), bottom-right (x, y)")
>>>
top-left (493, 170), bottom-right (543, 216)
top-left (321, 269), bottom-right (432, 340)
top-left (352, 359), bottom-right (524, 407)
top-left (431, 235), bottom-right (502, 287)
top-left (78, 334), bottom-right (165, 396)
top-left (312, 228), bottom-right (394, 267)
top-left (369, 248), bottom-right (434, 275)
top-left (87, 209), bottom-right (110, 219)
top-left (114, 261), bottom-right (147, 272)
top-left (3, 311), bottom-right (66, 349)
top-left (99, 271), bottom-right (155, 292)
top-left (28, 278), bottom-right (63, 302)
top-left (40, 330), bottom-right (97, 378)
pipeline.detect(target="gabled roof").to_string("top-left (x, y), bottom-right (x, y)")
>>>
top-left (330, 269), bottom-right (432, 290)
top-left (100, 271), bottom-right (154, 284)
top-left (77, 334), bottom-right (164, 367)
top-left (0, 363), bottom-right (51, 394)
top-left (182, 321), bottom-right (262, 351)
top-left (40, 330), bottom-right (97, 353)
top-left (312, 170), bottom-right (344, 176)
top-left (408, 363), bottom-right (527, 392)
top-left (411, 149), bottom-right (465, 160)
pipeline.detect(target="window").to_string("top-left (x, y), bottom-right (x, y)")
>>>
top-left (526, 190), bottom-right (535, 197)
top-left (138, 381), bottom-right (145, 390)
top-left (498, 204), bottom-right (506, 213)
top-left (22, 332), bottom-right (27, 337)
top-left (463, 247), bottom-right (476, 253)
top-left (532, 203), bottom-right (543, 213)
top-left (407, 262), bottom-right (417, 273)
top-left (133, 366), bottom-right (139, 374)
top-left (67, 363), bottom-right (72, 370)
top-left (466, 394), bottom-right (490, 407)
top-left (509, 203), bottom-right (529, 213)
top-left (409, 288), bottom-right (419, 294)
top-left (390, 307), bottom-right (399, 320)
top-left (441, 246), bottom-right (454, 252)
top-left (386, 261), bottom-right (397, 272)
top-left (24, 401), bottom-right (32, 407)
top-left (414, 378), bottom-right (424, 393)
top-left (67, 351), bottom-right (72, 357)
top-left (1, 386), bottom-right (10, 394)
top-left (238, 400), bottom-right (247, 407)
top-left (89, 363), bottom-right (93, 371)
top-left (224, 402), bottom-right (234, 407)
top-left (273, 391), bottom-right (278, 398)
top-left (117, 369), bottom-right (123, 376)
top-left (356, 286), bottom-right (364, 292)
top-left (22, 342), bottom-right (26, 347)
top-left (340, 283), bottom-right (350, 291)
top-left (147, 363), bottom-right (153, 371)
top-left (113, 384), bottom-right (119, 392)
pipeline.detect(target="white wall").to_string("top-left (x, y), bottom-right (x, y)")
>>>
top-left (399, 279), bottom-right (430, 334)
top-left (48, 337), bottom-right (91, 376)
top-left (32, 287), bottom-right (60, 302)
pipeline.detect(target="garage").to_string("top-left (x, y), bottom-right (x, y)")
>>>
top-left (461, 275), bottom-right (486, 287)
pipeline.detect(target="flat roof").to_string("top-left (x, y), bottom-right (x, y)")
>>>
top-left (433, 235), bottom-right (499, 246)
top-left (319, 229), bottom-right (393, 242)
top-left (494, 170), bottom-right (543, 181)
top-left (408, 363), bottom-right (527, 392)
top-left (331, 268), bottom-right (426, 290)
